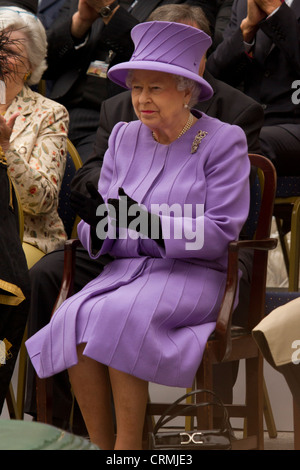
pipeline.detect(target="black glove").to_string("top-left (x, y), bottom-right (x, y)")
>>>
top-left (70, 182), bottom-right (106, 229)
top-left (108, 188), bottom-right (164, 247)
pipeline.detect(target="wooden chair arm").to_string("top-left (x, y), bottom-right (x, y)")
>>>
top-left (229, 238), bottom-right (278, 251)
top-left (51, 234), bottom-right (278, 359)
top-left (51, 239), bottom-right (82, 315)
top-left (214, 237), bottom-right (278, 361)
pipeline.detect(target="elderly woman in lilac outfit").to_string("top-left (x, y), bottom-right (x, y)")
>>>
top-left (26, 21), bottom-right (250, 450)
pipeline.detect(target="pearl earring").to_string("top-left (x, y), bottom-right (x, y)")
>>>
top-left (184, 103), bottom-right (189, 109)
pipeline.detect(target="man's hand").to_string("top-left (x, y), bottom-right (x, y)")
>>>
top-left (71, 0), bottom-right (119, 38)
top-left (241, 0), bottom-right (267, 42)
top-left (255, 0), bottom-right (282, 16)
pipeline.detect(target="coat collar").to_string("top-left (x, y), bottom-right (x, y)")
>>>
top-left (38, 0), bottom-right (58, 10)
top-left (291, 0), bottom-right (300, 17)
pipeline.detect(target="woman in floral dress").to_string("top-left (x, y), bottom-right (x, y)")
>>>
top-left (0, 6), bottom-right (69, 256)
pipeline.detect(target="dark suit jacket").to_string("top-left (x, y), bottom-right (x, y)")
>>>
top-left (45, 0), bottom-right (138, 102)
top-left (45, 0), bottom-right (218, 104)
top-left (207, 0), bottom-right (300, 125)
top-left (71, 69), bottom-right (264, 194)
top-left (38, 0), bottom-right (66, 29)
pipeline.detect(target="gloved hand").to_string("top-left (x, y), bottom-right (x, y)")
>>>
top-left (107, 187), bottom-right (141, 228)
top-left (108, 187), bottom-right (164, 247)
top-left (70, 181), bottom-right (106, 229)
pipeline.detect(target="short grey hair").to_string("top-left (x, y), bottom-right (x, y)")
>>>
top-left (147, 4), bottom-right (211, 37)
top-left (126, 70), bottom-right (201, 108)
top-left (0, 6), bottom-right (47, 85)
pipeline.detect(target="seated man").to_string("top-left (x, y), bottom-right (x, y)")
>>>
top-left (207, 0), bottom-right (300, 176)
top-left (43, 0), bottom-right (220, 162)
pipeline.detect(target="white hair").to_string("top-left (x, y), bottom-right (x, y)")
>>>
top-left (126, 70), bottom-right (201, 108)
top-left (0, 6), bottom-right (47, 85)
top-left (173, 75), bottom-right (201, 107)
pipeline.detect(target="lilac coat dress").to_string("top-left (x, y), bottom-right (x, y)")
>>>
top-left (26, 110), bottom-right (250, 388)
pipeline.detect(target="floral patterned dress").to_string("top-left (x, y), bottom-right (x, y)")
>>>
top-left (4, 85), bottom-right (69, 253)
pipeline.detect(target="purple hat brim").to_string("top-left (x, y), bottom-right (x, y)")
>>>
top-left (108, 61), bottom-right (213, 102)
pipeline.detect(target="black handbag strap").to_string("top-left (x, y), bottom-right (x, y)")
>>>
top-left (153, 389), bottom-right (230, 434)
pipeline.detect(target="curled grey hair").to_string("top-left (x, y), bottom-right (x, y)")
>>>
top-left (173, 75), bottom-right (201, 108)
top-left (0, 7), bottom-right (47, 85)
top-left (126, 70), bottom-right (201, 108)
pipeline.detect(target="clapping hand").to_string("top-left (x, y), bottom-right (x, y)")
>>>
top-left (108, 188), bottom-right (143, 230)
top-left (241, 0), bottom-right (282, 42)
top-left (108, 188), bottom-right (164, 247)
top-left (254, 0), bottom-right (282, 17)
top-left (0, 112), bottom-right (19, 152)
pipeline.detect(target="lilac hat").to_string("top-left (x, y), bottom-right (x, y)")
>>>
top-left (108, 21), bottom-right (213, 102)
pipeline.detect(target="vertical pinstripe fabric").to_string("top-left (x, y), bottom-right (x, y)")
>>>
top-left (26, 111), bottom-right (250, 387)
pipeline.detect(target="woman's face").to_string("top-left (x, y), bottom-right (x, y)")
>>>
top-left (4, 29), bottom-right (30, 87)
top-left (131, 69), bottom-right (191, 135)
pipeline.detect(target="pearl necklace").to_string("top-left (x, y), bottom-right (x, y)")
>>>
top-left (152, 112), bottom-right (194, 143)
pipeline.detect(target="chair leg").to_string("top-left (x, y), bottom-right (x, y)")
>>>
top-left (195, 353), bottom-right (214, 430)
top-left (185, 387), bottom-right (194, 431)
top-left (294, 399), bottom-right (300, 450)
top-left (6, 383), bottom-right (21, 420)
top-left (289, 199), bottom-right (300, 291)
top-left (275, 216), bottom-right (290, 277)
top-left (16, 324), bottom-right (28, 419)
top-left (245, 355), bottom-right (264, 449)
top-left (244, 377), bottom-right (277, 439)
top-left (36, 376), bottom-right (53, 424)
top-left (263, 378), bottom-right (277, 438)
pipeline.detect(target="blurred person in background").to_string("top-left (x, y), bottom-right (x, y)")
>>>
top-left (0, 3), bottom-right (69, 260)
top-left (0, 24), bottom-right (30, 414)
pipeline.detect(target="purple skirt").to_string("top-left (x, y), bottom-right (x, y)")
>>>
top-left (26, 256), bottom-right (226, 387)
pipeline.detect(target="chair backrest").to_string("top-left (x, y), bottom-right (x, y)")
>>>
top-left (241, 168), bottom-right (262, 241)
top-left (214, 154), bottom-right (277, 361)
top-left (248, 154), bottom-right (276, 241)
top-left (247, 154), bottom-right (277, 325)
top-left (58, 139), bottom-right (82, 239)
top-left (276, 176), bottom-right (300, 198)
top-left (265, 290), bottom-right (300, 315)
